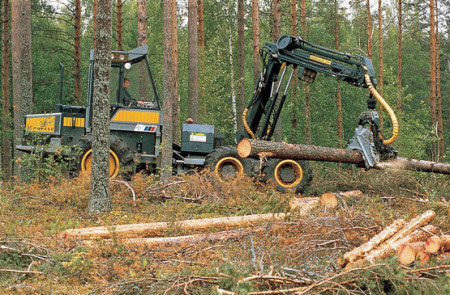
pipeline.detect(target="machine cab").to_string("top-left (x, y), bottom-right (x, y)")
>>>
top-left (85, 45), bottom-right (162, 129)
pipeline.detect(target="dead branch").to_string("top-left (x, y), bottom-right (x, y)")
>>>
top-left (111, 179), bottom-right (136, 202)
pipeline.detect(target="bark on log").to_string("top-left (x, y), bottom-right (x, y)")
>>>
top-left (339, 190), bottom-right (364, 198)
top-left (425, 235), bottom-right (450, 253)
top-left (339, 219), bottom-right (406, 267)
top-left (237, 139), bottom-right (450, 174)
top-left (61, 213), bottom-right (287, 240)
top-left (83, 225), bottom-right (276, 248)
top-left (288, 197), bottom-right (320, 215)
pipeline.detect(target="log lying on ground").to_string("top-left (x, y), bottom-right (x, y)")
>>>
top-left (425, 235), bottom-right (450, 253)
top-left (237, 139), bottom-right (450, 174)
top-left (320, 193), bottom-right (339, 209)
top-left (416, 251), bottom-right (430, 266)
top-left (357, 224), bottom-right (438, 266)
top-left (83, 225), bottom-right (274, 248)
top-left (289, 197), bottom-right (320, 214)
top-left (320, 190), bottom-right (365, 210)
top-left (61, 213), bottom-right (287, 240)
top-left (342, 210), bottom-right (436, 268)
top-left (397, 242), bottom-right (425, 265)
top-left (338, 219), bottom-right (406, 267)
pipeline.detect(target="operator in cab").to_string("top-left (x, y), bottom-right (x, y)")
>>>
top-left (123, 78), bottom-right (145, 107)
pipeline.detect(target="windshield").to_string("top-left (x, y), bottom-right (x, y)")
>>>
top-left (110, 61), bottom-right (158, 108)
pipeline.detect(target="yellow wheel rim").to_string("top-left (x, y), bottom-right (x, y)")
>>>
top-left (81, 149), bottom-right (120, 178)
top-left (214, 157), bottom-right (244, 182)
top-left (274, 159), bottom-right (303, 188)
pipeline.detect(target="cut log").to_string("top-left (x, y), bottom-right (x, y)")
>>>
top-left (416, 251), bottom-right (430, 266)
top-left (320, 193), bottom-right (338, 209)
top-left (84, 225), bottom-right (276, 248)
top-left (61, 213), bottom-right (287, 240)
top-left (339, 219), bottom-right (405, 267)
top-left (288, 197), bottom-right (320, 215)
top-left (398, 244), bottom-right (416, 265)
top-left (237, 139), bottom-right (450, 174)
top-left (361, 224), bottom-right (438, 265)
top-left (397, 242), bottom-right (425, 265)
top-left (425, 235), bottom-right (450, 253)
top-left (339, 190), bottom-right (363, 198)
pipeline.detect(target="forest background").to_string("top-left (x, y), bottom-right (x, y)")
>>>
top-left (0, 0), bottom-right (448, 179)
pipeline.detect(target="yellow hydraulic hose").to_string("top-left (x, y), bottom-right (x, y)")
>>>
top-left (363, 68), bottom-right (399, 145)
top-left (242, 108), bottom-right (257, 139)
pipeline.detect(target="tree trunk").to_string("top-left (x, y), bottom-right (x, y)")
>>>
top-left (137, 0), bottom-right (148, 101)
top-left (377, 0), bottom-right (384, 130)
top-left (237, 139), bottom-right (450, 174)
top-left (197, 0), bottom-right (205, 51)
top-left (74, 0), bottom-right (82, 105)
top-left (62, 213), bottom-right (287, 239)
top-left (11, 0), bottom-right (33, 177)
top-left (252, 0), bottom-right (260, 86)
top-left (334, 0), bottom-right (343, 147)
top-left (435, 0), bottom-right (444, 161)
top-left (172, 1), bottom-right (180, 144)
top-left (229, 24), bottom-right (237, 133)
top-left (2, 0), bottom-right (11, 178)
top-left (272, 0), bottom-right (282, 141)
top-left (161, 0), bottom-right (174, 181)
top-left (429, 0), bottom-right (437, 161)
top-left (396, 0), bottom-right (402, 112)
top-left (366, 0), bottom-right (372, 59)
top-left (117, 0), bottom-right (123, 50)
top-left (88, 0), bottom-right (113, 214)
top-left (237, 0), bottom-right (245, 133)
top-left (290, 0), bottom-right (299, 132)
top-left (300, 0), bottom-right (311, 145)
top-left (188, 0), bottom-right (199, 122)
top-left (93, 0), bottom-right (98, 49)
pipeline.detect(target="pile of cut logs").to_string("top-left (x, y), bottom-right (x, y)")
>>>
top-left (338, 210), bottom-right (449, 268)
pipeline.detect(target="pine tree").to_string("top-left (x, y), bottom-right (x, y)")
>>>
top-left (88, 0), bottom-right (113, 214)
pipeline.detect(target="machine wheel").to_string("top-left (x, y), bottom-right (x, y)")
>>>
top-left (262, 158), bottom-right (313, 193)
top-left (204, 146), bottom-right (246, 182)
top-left (77, 135), bottom-right (134, 178)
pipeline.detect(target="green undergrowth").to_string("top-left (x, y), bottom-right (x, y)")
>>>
top-left (0, 167), bottom-right (448, 294)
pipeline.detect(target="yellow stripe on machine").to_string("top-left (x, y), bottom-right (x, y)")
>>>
top-left (111, 109), bottom-right (160, 124)
top-left (26, 116), bottom-right (56, 133)
top-left (63, 117), bottom-right (85, 127)
top-left (310, 55), bottom-right (332, 65)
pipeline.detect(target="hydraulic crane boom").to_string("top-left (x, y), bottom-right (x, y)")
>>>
top-left (242, 34), bottom-right (398, 167)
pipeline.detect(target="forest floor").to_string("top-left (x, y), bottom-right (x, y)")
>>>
top-left (0, 164), bottom-right (449, 294)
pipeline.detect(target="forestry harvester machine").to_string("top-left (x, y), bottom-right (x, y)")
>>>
top-left (17, 36), bottom-right (448, 190)
top-left (17, 46), bottom-right (225, 178)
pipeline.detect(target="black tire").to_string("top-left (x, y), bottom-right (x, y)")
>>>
top-left (262, 158), bottom-right (313, 193)
top-left (76, 135), bottom-right (134, 178)
top-left (204, 146), bottom-right (246, 182)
